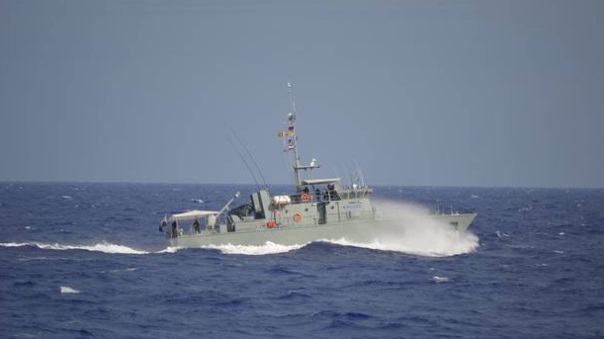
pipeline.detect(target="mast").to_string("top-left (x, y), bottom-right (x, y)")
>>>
top-left (279, 83), bottom-right (319, 191)
top-left (287, 83), bottom-right (302, 189)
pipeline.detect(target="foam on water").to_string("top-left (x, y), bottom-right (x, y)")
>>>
top-left (431, 275), bottom-right (450, 283)
top-left (60, 286), bottom-right (81, 294)
top-left (1, 241), bottom-right (149, 255)
top-left (101, 267), bottom-right (140, 274)
top-left (156, 246), bottom-right (179, 254)
top-left (202, 241), bottom-right (304, 255)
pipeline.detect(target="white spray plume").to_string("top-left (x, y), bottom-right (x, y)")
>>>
top-left (339, 199), bottom-right (480, 257)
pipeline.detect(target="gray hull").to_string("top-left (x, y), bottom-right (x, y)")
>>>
top-left (169, 212), bottom-right (477, 248)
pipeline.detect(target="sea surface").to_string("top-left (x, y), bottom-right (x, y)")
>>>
top-left (1, 182), bottom-right (603, 338)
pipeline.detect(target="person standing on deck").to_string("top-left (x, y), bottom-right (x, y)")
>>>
top-left (193, 219), bottom-right (200, 233)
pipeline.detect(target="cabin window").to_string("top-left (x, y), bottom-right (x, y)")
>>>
top-left (449, 221), bottom-right (459, 226)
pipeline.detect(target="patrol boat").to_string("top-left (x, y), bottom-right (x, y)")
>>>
top-left (159, 84), bottom-right (477, 248)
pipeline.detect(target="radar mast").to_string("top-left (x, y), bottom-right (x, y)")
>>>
top-left (279, 83), bottom-right (319, 190)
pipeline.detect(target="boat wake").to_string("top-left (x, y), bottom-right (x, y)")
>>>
top-left (202, 242), bottom-right (305, 255)
top-left (0, 241), bottom-right (149, 255)
top-left (189, 230), bottom-right (478, 257)
top-left (3, 200), bottom-right (478, 258)
top-left (1, 234), bottom-right (477, 257)
top-left (1, 241), bottom-right (298, 256)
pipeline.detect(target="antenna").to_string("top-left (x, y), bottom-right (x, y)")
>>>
top-left (354, 162), bottom-right (365, 187)
top-left (287, 82), bottom-right (296, 113)
top-left (284, 83), bottom-right (302, 189)
top-left (279, 82), bottom-right (320, 190)
top-left (226, 134), bottom-right (261, 191)
top-left (232, 131), bottom-right (269, 191)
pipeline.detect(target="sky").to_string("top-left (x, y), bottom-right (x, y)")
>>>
top-left (1, 0), bottom-right (603, 188)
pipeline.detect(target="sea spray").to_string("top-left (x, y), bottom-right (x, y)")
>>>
top-left (326, 199), bottom-right (479, 257)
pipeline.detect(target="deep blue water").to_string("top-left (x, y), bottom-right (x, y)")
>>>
top-left (1, 182), bottom-right (603, 338)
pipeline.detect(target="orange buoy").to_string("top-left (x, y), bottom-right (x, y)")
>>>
top-left (293, 213), bottom-right (302, 223)
top-left (301, 192), bottom-right (311, 202)
top-left (267, 221), bottom-right (276, 228)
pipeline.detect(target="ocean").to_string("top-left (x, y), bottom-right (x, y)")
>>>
top-left (1, 182), bottom-right (603, 338)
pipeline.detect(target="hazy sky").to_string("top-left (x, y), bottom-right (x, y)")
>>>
top-left (1, 0), bottom-right (603, 188)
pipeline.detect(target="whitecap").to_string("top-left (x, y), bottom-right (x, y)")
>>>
top-left (61, 195), bottom-right (73, 200)
top-left (60, 286), bottom-right (80, 294)
top-left (496, 231), bottom-right (510, 238)
top-left (431, 275), bottom-right (450, 283)
top-left (102, 267), bottom-right (140, 274)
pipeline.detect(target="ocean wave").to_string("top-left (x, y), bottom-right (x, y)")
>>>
top-left (0, 241), bottom-right (149, 255)
top-left (185, 230), bottom-right (479, 257)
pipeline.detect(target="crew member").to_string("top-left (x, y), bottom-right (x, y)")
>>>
top-left (193, 219), bottom-right (200, 233)
top-left (171, 221), bottom-right (178, 238)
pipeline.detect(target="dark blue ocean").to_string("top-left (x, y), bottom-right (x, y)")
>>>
top-left (1, 182), bottom-right (603, 338)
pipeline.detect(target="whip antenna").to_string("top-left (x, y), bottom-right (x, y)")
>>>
top-left (232, 131), bottom-right (269, 191)
top-left (226, 133), bottom-right (261, 191)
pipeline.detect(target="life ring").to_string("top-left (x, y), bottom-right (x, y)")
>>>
top-left (267, 221), bottom-right (276, 228)
top-left (301, 192), bottom-right (311, 202)
top-left (293, 213), bottom-right (302, 223)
